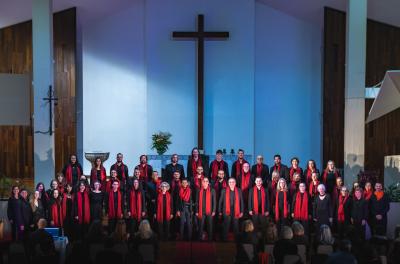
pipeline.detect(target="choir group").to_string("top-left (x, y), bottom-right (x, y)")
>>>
top-left (7, 148), bottom-right (390, 243)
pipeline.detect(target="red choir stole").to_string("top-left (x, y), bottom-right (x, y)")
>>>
top-left (309, 181), bottom-right (320, 196)
top-left (171, 179), bottom-right (182, 193)
top-left (364, 189), bottom-right (373, 200)
top-left (214, 179), bottom-right (227, 201)
top-left (289, 167), bottom-right (301, 182)
top-left (108, 190), bottom-right (122, 219)
top-left (240, 169), bottom-right (251, 194)
top-left (337, 194), bottom-right (349, 222)
top-left (65, 164), bottom-right (81, 184)
top-left (293, 192), bottom-right (309, 221)
top-left (62, 194), bottom-right (71, 219)
top-left (90, 167), bottom-right (106, 184)
top-left (305, 168), bottom-right (315, 184)
top-left (129, 189), bottom-right (143, 221)
top-left (211, 160), bottom-right (225, 181)
top-left (322, 170), bottom-right (339, 184)
top-left (235, 159), bottom-right (247, 178)
top-left (179, 186), bottom-right (191, 203)
top-left (225, 187), bottom-right (241, 218)
top-left (256, 164), bottom-right (263, 177)
top-left (76, 191), bottom-right (90, 224)
top-left (198, 187), bottom-right (212, 218)
top-left (153, 178), bottom-right (161, 193)
top-left (191, 157), bottom-right (202, 177)
top-left (194, 174), bottom-right (204, 189)
top-left (252, 186), bottom-right (266, 215)
top-left (275, 191), bottom-right (288, 221)
top-left (139, 164), bottom-right (149, 182)
top-left (50, 199), bottom-right (64, 227)
top-left (156, 192), bottom-right (171, 222)
top-left (114, 162), bottom-right (126, 182)
top-left (272, 164), bottom-right (281, 173)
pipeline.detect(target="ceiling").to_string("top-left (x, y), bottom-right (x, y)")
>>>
top-left (1, 0), bottom-right (400, 29)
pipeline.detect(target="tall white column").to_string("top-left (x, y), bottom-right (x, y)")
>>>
top-left (32, 0), bottom-right (55, 185)
top-left (344, 0), bottom-right (367, 186)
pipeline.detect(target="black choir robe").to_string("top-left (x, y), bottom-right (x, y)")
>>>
top-left (251, 163), bottom-right (270, 184)
top-left (350, 197), bottom-right (368, 223)
top-left (269, 163), bottom-right (289, 182)
top-left (62, 163), bottom-right (83, 186)
top-left (313, 194), bottom-right (333, 227)
top-left (195, 188), bottom-right (217, 216)
top-left (370, 192), bottom-right (390, 233)
top-left (110, 163), bottom-right (129, 184)
top-left (187, 155), bottom-right (209, 184)
top-left (135, 163), bottom-right (153, 183)
top-left (231, 159), bottom-right (247, 179)
top-left (163, 163), bottom-right (185, 183)
top-left (208, 160), bottom-right (229, 181)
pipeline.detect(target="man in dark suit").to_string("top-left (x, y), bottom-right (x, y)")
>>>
top-left (269, 154), bottom-right (289, 182)
top-left (29, 218), bottom-right (55, 258)
top-left (163, 154), bottom-right (185, 183)
top-left (251, 155), bottom-right (270, 185)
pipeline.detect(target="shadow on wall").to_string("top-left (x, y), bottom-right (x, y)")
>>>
top-left (385, 156), bottom-right (400, 187)
top-left (344, 153), bottom-right (364, 186)
top-left (34, 148), bottom-right (55, 187)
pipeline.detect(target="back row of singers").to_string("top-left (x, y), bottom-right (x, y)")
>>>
top-left (62, 148), bottom-right (341, 194)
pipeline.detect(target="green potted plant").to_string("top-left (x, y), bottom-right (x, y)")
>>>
top-left (151, 131), bottom-right (172, 155)
top-left (385, 182), bottom-right (400, 238)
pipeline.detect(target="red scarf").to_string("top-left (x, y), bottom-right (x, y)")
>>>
top-left (256, 164), bottom-right (263, 177)
top-left (114, 162), bottom-right (126, 181)
top-left (211, 160), bottom-right (225, 181)
top-left (62, 195), bottom-right (69, 218)
top-left (214, 179), bottom-right (227, 201)
top-left (156, 192), bottom-right (171, 222)
top-left (305, 168), bottom-right (315, 184)
top-left (198, 187), bottom-right (212, 218)
top-left (91, 167), bottom-right (106, 184)
top-left (293, 192), bottom-right (308, 221)
top-left (289, 167), bottom-right (301, 182)
top-left (322, 170), bottom-right (339, 184)
top-left (338, 194), bottom-right (349, 222)
top-left (309, 181), bottom-right (320, 196)
top-left (191, 157), bottom-right (202, 177)
top-left (139, 163), bottom-right (148, 182)
top-left (235, 159), bottom-right (246, 177)
top-left (171, 179), bottom-right (182, 192)
top-left (65, 164), bottom-right (81, 184)
top-left (253, 186), bottom-right (266, 215)
top-left (364, 189), bottom-right (373, 200)
top-left (153, 178), bottom-right (161, 193)
top-left (179, 186), bottom-right (191, 203)
top-left (275, 191), bottom-right (288, 221)
top-left (129, 189), bottom-right (142, 221)
top-left (108, 190), bottom-right (122, 219)
top-left (76, 191), bottom-right (90, 224)
top-left (374, 190), bottom-right (384, 201)
top-left (50, 199), bottom-right (63, 227)
top-left (273, 164), bottom-right (281, 173)
top-left (241, 170), bottom-right (251, 193)
top-left (225, 187), bottom-right (241, 218)
top-left (194, 174), bottom-right (204, 189)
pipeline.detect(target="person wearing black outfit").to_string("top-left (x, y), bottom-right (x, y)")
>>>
top-left (248, 176), bottom-right (270, 231)
top-left (62, 154), bottom-right (83, 186)
top-left (109, 153), bottom-right (129, 192)
top-left (19, 189), bottom-right (33, 238)
top-left (350, 188), bottom-right (368, 240)
top-left (313, 184), bottom-right (333, 232)
top-left (209, 150), bottom-right (229, 184)
top-left (31, 190), bottom-right (46, 228)
top-left (163, 154), bottom-right (185, 183)
top-left (195, 177), bottom-right (216, 241)
top-left (177, 178), bottom-right (193, 240)
top-left (90, 181), bottom-right (104, 222)
top-left (187, 147), bottom-right (209, 184)
top-left (7, 186), bottom-right (24, 241)
top-left (370, 182), bottom-right (390, 235)
top-left (269, 154), bottom-right (289, 182)
top-left (251, 155), bottom-right (269, 185)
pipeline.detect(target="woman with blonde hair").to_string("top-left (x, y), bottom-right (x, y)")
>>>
top-left (30, 190), bottom-right (45, 229)
top-left (274, 178), bottom-right (290, 228)
top-left (322, 160), bottom-right (340, 194)
top-left (112, 219), bottom-right (129, 243)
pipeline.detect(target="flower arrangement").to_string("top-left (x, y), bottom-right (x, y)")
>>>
top-left (151, 131), bottom-right (172, 155)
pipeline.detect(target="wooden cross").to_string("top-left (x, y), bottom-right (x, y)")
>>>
top-left (173, 14), bottom-right (229, 150)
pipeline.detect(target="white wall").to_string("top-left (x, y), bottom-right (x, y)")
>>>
top-left (82, 1), bottom-right (146, 173)
top-left (254, 2), bottom-right (322, 167)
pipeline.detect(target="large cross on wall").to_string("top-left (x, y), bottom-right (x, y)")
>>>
top-left (173, 14), bottom-right (229, 151)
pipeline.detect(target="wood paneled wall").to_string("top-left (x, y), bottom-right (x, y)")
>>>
top-left (0, 8), bottom-right (76, 180)
top-left (324, 7), bottom-right (400, 182)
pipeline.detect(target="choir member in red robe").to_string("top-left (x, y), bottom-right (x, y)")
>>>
top-left (308, 172), bottom-right (320, 199)
top-left (164, 154), bottom-right (185, 183)
top-left (209, 149), bottom-right (229, 184)
top-left (248, 176), bottom-right (270, 230)
top-left (155, 182), bottom-right (174, 240)
top-left (269, 154), bottom-right (289, 182)
top-left (304, 159), bottom-right (319, 185)
top-left (176, 178), bottom-right (193, 240)
top-left (90, 157), bottom-right (107, 190)
top-left (237, 162), bottom-right (252, 209)
top-left (274, 178), bottom-right (290, 228)
top-left (336, 186), bottom-right (351, 238)
top-left (105, 180), bottom-right (124, 233)
top-left (62, 154), bottom-right (83, 186)
top-left (127, 178), bottom-right (146, 234)
top-left (187, 147), bottom-right (209, 183)
top-left (218, 178), bottom-right (244, 241)
top-left (135, 154), bottom-right (153, 183)
top-left (48, 189), bottom-right (64, 228)
top-left (251, 155), bottom-right (269, 185)
top-left (363, 182), bottom-right (373, 201)
top-left (321, 160), bottom-right (340, 195)
top-left (73, 182), bottom-right (91, 238)
top-left (56, 172), bottom-right (65, 195)
top-left (231, 149), bottom-right (247, 179)
top-left (110, 153), bottom-right (129, 191)
top-left (268, 171), bottom-right (279, 212)
top-left (351, 188), bottom-right (368, 240)
top-left (370, 182), bottom-right (390, 235)
top-left (292, 183), bottom-right (312, 235)
top-left (196, 177), bottom-right (216, 241)
top-left (193, 166), bottom-right (205, 190)
top-left (289, 157), bottom-right (303, 183)
top-left (289, 172), bottom-right (301, 197)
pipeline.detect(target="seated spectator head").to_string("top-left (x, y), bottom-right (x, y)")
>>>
top-left (113, 220), bottom-right (128, 243)
top-left (138, 219), bottom-right (153, 240)
top-left (265, 222), bottom-right (279, 244)
top-left (281, 226), bottom-right (293, 240)
top-left (291, 221), bottom-right (305, 237)
top-left (243, 220), bottom-right (254, 233)
top-left (37, 218), bottom-right (47, 229)
top-left (319, 225), bottom-right (334, 245)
